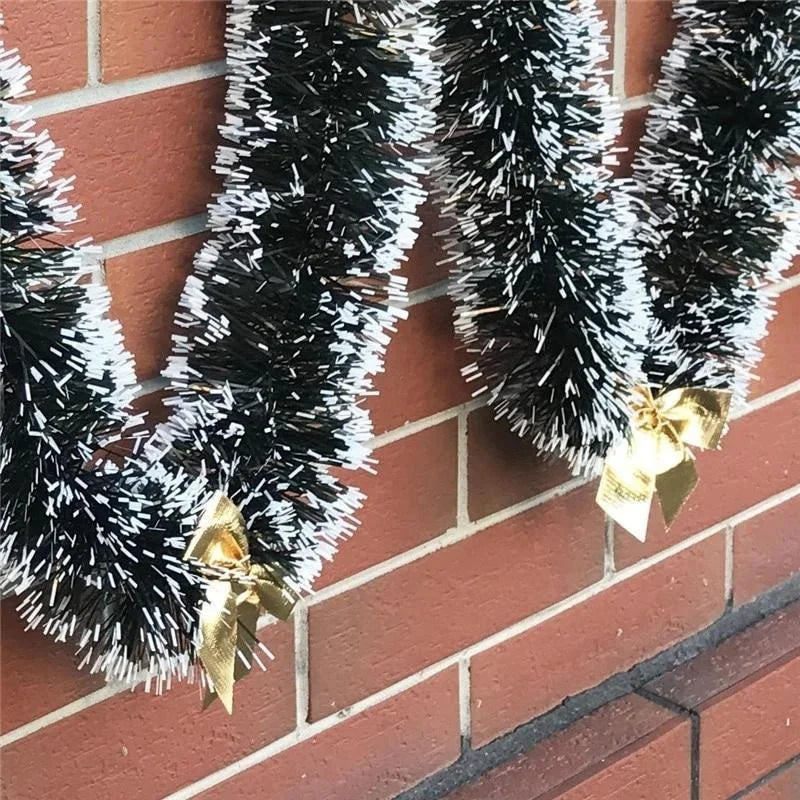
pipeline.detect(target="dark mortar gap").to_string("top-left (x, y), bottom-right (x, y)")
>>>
top-left (395, 572), bottom-right (800, 800)
top-left (727, 753), bottom-right (800, 800)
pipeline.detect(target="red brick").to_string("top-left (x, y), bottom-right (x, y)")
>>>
top-left (645, 601), bottom-right (800, 709)
top-left (753, 286), bottom-right (800, 399)
top-left (643, 606), bottom-right (800, 799)
top-left (625, 0), bottom-right (676, 98)
top-left (45, 79), bottom-right (224, 244)
top-left (101, 0), bottom-right (226, 82)
top-left (370, 297), bottom-right (470, 433)
top-left (615, 392), bottom-right (800, 568)
top-left (699, 651), bottom-right (800, 800)
top-left (106, 234), bottom-right (201, 380)
top-left (200, 669), bottom-right (461, 800)
top-left (470, 534), bottom-right (725, 747)
top-left (404, 199), bottom-right (446, 292)
top-left (0, 602), bottom-right (103, 735)
top-left (743, 762), bottom-right (800, 800)
top-left (467, 406), bottom-right (573, 521)
top-left (1, 624), bottom-right (295, 800)
top-left (734, 495), bottom-right (800, 605)
top-left (615, 106), bottom-right (649, 177)
top-left (3, 0), bottom-right (87, 96)
top-left (448, 695), bottom-right (689, 800)
top-left (317, 421), bottom-right (458, 589)
top-left (308, 485), bottom-right (604, 719)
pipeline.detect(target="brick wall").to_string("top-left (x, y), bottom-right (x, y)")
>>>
top-left (445, 602), bottom-right (800, 800)
top-left (1, 2), bottom-right (798, 799)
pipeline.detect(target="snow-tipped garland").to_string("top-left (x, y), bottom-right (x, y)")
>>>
top-left (1, 2), bottom-right (435, 689)
top-left (152, 0), bottom-right (436, 598)
top-left (434, 0), bottom-right (649, 475)
top-left (0, 37), bottom-right (211, 688)
top-left (0, 40), bottom-right (138, 593)
top-left (632, 0), bottom-right (800, 403)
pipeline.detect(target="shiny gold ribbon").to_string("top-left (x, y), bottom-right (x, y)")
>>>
top-left (183, 491), bottom-right (299, 713)
top-left (597, 386), bottom-right (731, 542)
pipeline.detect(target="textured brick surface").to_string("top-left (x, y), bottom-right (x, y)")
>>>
top-left (615, 393), bottom-right (800, 568)
top-left (616, 107), bottom-right (649, 177)
top-left (645, 601), bottom-right (800, 709)
top-left (754, 286), bottom-right (800, 398)
top-left (698, 652), bottom-right (800, 800)
top-left (646, 603), bottom-right (800, 800)
top-left (734, 495), bottom-right (800, 605)
top-left (467, 406), bottom-right (572, 521)
top-left (101, 0), bottom-right (226, 82)
top-left (3, 0), bottom-right (86, 96)
top-left (744, 761), bottom-right (800, 800)
top-left (309, 486), bottom-right (604, 719)
top-left (1, 624), bottom-right (295, 800)
top-left (200, 669), bottom-right (461, 800)
top-left (316, 420), bottom-right (459, 589)
top-left (370, 297), bottom-right (470, 433)
top-left (0, 602), bottom-right (103, 735)
top-left (106, 234), bottom-right (203, 380)
top-left (448, 695), bottom-right (689, 800)
top-left (404, 199), bottom-right (446, 291)
top-left (625, 0), bottom-right (676, 97)
top-left (470, 535), bottom-right (726, 747)
top-left (45, 79), bottom-right (224, 243)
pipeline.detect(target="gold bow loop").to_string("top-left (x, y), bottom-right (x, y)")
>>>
top-left (184, 491), bottom-right (299, 713)
top-left (597, 386), bottom-right (731, 543)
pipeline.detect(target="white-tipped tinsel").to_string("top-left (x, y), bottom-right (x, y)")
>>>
top-left (146, 0), bottom-right (437, 680)
top-left (0, 36), bottom-right (138, 587)
top-left (434, 0), bottom-right (649, 475)
top-left (631, 0), bottom-right (800, 404)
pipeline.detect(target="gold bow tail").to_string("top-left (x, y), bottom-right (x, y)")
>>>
top-left (183, 491), bottom-right (300, 713)
top-left (597, 386), bottom-right (732, 542)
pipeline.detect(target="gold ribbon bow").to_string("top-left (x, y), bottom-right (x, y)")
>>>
top-left (183, 491), bottom-right (299, 713)
top-left (597, 386), bottom-right (731, 542)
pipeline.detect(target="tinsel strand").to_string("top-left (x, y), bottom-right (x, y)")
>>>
top-left (434, 0), bottom-right (649, 474)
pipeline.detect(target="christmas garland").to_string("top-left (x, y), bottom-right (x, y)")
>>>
top-left (432, 0), bottom-right (649, 476)
top-left (632, 0), bottom-right (800, 401)
top-left (598, 0), bottom-right (800, 541)
top-left (3, 0), bottom-right (799, 704)
top-left (1, 1), bottom-right (435, 702)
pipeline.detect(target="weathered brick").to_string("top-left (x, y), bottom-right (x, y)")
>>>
top-left (1, 624), bottom-right (295, 800)
top-left (3, 0), bottom-right (86, 96)
top-left (44, 79), bottom-right (224, 243)
top-left (106, 234), bottom-right (202, 380)
top-left (734, 495), bottom-right (800, 606)
top-left (699, 652), bottom-right (800, 800)
top-left (467, 406), bottom-right (573, 521)
top-left (645, 603), bottom-right (800, 800)
top-left (308, 485), bottom-right (604, 719)
top-left (316, 420), bottom-right (459, 589)
top-left (625, 0), bottom-right (676, 97)
top-left (645, 601), bottom-right (800, 709)
top-left (615, 106), bottom-right (649, 177)
top-left (101, 0), bottom-right (226, 82)
top-left (200, 669), bottom-right (461, 800)
top-left (448, 694), bottom-right (689, 800)
top-left (404, 199), bottom-right (446, 292)
top-left (753, 286), bottom-right (800, 399)
top-left (470, 534), bottom-right (725, 747)
top-left (370, 297), bottom-right (470, 434)
top-left (743, 761), bottom-right (800, 800)
top-left (615, 392), bottom-right (800, 568)
top-left (0, 602), bottom-right (103, 735)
